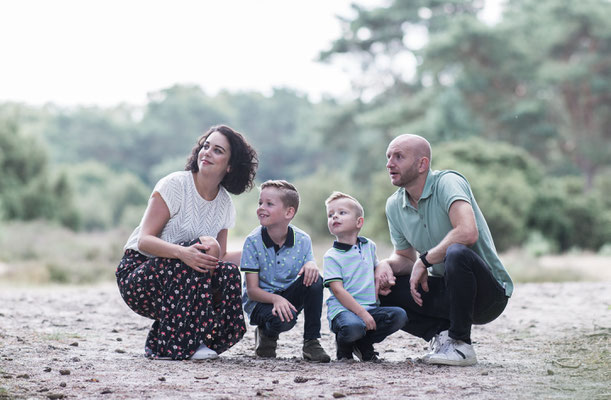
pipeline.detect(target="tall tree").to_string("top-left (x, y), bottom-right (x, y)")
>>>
top-left (321, 0), bottom-right (611, 187)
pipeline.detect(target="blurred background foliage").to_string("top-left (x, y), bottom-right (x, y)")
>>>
top-left (1, 0), bottom-right (610, 285)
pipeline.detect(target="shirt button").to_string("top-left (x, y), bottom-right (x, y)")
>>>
top-left (424, 224), bottom-right (427, 228)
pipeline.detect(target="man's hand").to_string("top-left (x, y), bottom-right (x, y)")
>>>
top-left (272, 296), bottom-right (297, 322)
top-left (298, 262), bottom-right (319, 287)
top-left (375, 261), bottom-right (396, 296)
top-left (409, 259), bottom-right (429, 306)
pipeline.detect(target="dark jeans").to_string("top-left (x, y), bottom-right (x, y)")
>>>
top-left (249, 274), bottom-right (324, 340)
top-left (331, 307), bottom-right (407, 346)
top-left (380, 244), bottom-right (509, 343)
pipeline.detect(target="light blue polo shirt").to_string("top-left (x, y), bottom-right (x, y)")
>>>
top-left (323, 237), bottom-right (378, 324)
top-left (385, 169), bottom-right (513, 297)
top-left (240, 225), bottom-right (315, 316)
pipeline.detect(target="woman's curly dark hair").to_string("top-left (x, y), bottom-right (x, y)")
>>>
top-left (185, 125), bottom-right (258, 195)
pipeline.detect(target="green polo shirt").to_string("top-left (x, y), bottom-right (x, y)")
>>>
top-left (385, 169), bottom-right (513, 297)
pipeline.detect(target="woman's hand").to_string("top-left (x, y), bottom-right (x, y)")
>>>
top-left (179, 243), bottom-right (219, 273)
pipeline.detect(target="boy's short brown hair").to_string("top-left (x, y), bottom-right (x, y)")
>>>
top-left (260, 180), bottom-right (300, 213)
top-left (324, 191), bottom-right (364, 218)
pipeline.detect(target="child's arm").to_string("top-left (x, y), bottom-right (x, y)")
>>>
top-left (298, 261), bottom-right (320, 287)
top-left (328, 281), bottom-right (377, 330)
top-left (245, 273), bottom-right (297, 322)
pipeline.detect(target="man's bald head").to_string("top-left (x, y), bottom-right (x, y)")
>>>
top-left (388, 134), bottom-right (432, 162)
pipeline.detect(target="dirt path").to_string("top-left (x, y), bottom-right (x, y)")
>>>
top-left (1, 281), bottom-right (609, 399)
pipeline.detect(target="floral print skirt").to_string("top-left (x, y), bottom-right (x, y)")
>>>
top-left (116, 240), bottom-right (246, 360)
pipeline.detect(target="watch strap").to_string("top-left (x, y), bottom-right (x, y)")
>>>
top-left (419, 251), bottom-right (433, 268)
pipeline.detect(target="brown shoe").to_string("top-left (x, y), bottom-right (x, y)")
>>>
top-left (255, 327), bottom-right (277, 358)
top-left (302, 339), bottom-right (331, 363)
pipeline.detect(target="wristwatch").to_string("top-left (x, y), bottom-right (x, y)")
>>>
top-left (419, 251), bottom-right (433, 268)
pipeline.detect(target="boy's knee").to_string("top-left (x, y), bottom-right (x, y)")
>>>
top-left (338, 322), bottom-right (366, 343)
top-left (268, 313), bottom-right (298, 334)
top-left (394, 308), bottom-right (408, 328)
top-left (308, 275), bottom-right (323, 292)
top-left (199, 236), bottom-right (220, 258)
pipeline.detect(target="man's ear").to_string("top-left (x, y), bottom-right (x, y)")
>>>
top-left (419, 157), bottom-right (430, 172)
top-left (356, 216), bottom-right (364, 229)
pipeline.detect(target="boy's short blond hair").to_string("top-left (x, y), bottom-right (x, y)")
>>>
top-left (260, 180), bottom-right (300, 213)
top-left (324, 191), bottom-right (364, 218)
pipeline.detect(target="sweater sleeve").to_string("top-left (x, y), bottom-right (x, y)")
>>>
top-left (153, 172), bottom-right (183, 217)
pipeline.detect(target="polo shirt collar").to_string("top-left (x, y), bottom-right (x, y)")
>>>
top-left (402, 169), bottom-right (435, 208)
top-left (261, 226), bottom-right (295, 249)
top-left (332, 236), bottom-right (368, 252)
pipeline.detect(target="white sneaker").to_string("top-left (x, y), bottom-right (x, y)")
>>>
top-left (191, 344), bottom-right (219, 360)
top-left (422, 330), bottom-right (449, 362)
top-left (425, 338), bottom-right (477, 366)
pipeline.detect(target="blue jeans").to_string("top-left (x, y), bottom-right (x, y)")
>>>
top-left (331, 306), bottom-right (407, 346)
top-left (380, 244), bottom-right (509, 344)
top-left (249, 274), bottom-right (324, 340)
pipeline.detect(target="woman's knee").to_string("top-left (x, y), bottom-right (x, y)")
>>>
top-left (199, 236), bottom-right (220, 258)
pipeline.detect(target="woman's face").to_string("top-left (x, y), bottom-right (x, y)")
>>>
top-left (197, 131), bottom-right (232, 178)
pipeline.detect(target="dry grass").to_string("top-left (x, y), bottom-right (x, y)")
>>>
top-left (0, 221), bottom-right (129, 285)
top-left (1, 221), bottom-right (608, 286)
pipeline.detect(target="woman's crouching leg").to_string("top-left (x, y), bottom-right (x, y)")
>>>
top-left (205, 262), bottom-right (246, 354)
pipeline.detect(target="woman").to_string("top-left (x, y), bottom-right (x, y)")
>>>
top-left (116, 125), bottom-right (258, 360)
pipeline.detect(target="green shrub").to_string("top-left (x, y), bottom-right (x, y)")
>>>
top-left (0, 117), bottom-right (79, 228)
top-left (66, 162), bottom-right (149, 231)
top-left (434, 138), bottom-right (542, 251)
top-left (528, 177), bottom-right (609, 251)
top-left (524, 231), bottom-right (558, 257)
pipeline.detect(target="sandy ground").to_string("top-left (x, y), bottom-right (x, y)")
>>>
top-left (0, 280), bottom-right (609, 400)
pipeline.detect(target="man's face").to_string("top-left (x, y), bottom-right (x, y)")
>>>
top-left (386, 140), bottom-right (420, 187)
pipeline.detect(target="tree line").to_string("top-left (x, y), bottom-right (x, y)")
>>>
top-left (1, 0), bottom-right (610, 253)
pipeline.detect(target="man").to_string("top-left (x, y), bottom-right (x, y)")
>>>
top-left (376, 134), bottom-right (513, 366)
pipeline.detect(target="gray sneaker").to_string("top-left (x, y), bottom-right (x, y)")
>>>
top-left (422, 330), bottom-right (449, 362)
top-left (302, 339), bottom-right (331, 363)
top-left (424, 338), bottom-right (477, 366)
top-left (254, 327), bottom-right (277, 358)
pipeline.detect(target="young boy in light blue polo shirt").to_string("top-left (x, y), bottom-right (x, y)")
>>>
top-left (323, 191), bottom-right (407, 361)
top-left (241, 180), bottom-right (330, 362)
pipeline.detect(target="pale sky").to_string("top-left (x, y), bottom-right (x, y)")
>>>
top-left (0, 0), bottom-right (384, 107)
top-left (1, 0), bottom-right (501, 107)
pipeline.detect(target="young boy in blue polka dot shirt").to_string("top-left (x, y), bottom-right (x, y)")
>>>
top-left (240, 180), bottom-right (330, 362)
